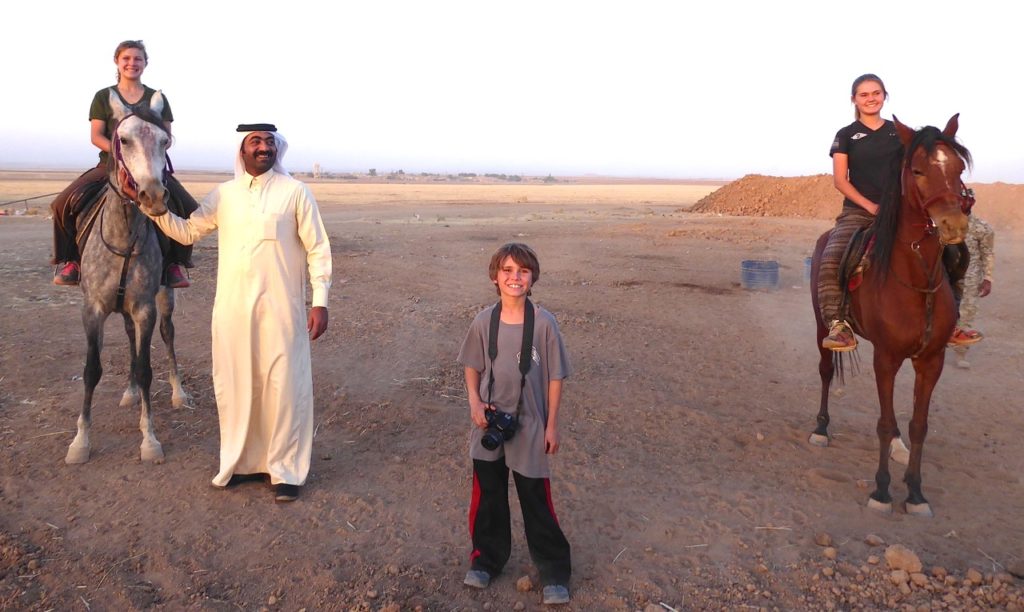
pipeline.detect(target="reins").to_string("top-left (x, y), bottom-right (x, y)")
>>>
top-left (892, 147), bottom-right (966, 358)
top-left (98, 112), bottom-right (169, 312)
top-left (96, 194), bottom-right (153, 312)
top-left (890, 239), bottom-right (946, 359)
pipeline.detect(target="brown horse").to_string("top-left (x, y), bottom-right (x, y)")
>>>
top-left (809, 115), bottom-right (973, 517)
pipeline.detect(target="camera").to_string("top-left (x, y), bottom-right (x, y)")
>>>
top-left (481, 409), bottom-right (518, 450)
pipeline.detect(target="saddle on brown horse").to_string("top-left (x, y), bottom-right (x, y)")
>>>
top-left (839, 225), bottom-right (969, 313)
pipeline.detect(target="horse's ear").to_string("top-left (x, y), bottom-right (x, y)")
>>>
top-left (892, 115), bottom-right (914, 147)
top-left (942, 113), bottom-right (960, 138)
top-left (150, 90), bottom-right (165, 117)
top-left (108, 88), bottom-right (129, 121)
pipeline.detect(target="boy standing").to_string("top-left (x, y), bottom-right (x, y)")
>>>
top-left (458, 243), bottom-right (573, 605)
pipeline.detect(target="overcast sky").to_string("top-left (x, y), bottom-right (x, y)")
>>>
top-left (3, 1), bottom-right (1021, 181)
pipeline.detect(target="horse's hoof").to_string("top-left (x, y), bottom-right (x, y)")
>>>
top-left (65, 444), bottom-right (90, 464)
top-left (808, 433), bottom-right (830, 447)
top-left (889, 438), bottom-right (910, 466)
top-left (120, 389), bottom-right (139, 408)
top-left (141, 441), bottom-right (164, 463)
top-left (867, 498), bottom-right (892, 514)
top-left (171, 391), bottom-right (191, 409)
top-left (904, 502), bottom-right (934, 517)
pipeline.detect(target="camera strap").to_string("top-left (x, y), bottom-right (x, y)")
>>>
top-left (485, 298), bottom-right (535, 412)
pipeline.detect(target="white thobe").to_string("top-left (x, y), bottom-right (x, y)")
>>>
top-left (152, 169), bottom-right (332, 486)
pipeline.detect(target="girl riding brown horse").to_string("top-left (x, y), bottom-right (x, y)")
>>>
top-left (810, 114), bottom-right (973, 517)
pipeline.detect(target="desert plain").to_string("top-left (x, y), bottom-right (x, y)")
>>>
top-left (1, 171), bottom-right (1022, 610)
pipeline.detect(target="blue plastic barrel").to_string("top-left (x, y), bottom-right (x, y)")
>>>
top-left (804, 256), bottom-right (813, 286)
top-left (740, 259), bottom-right (780, 290)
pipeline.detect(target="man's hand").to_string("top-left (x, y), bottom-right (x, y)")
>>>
top-left (979, 279), bottom-right (992, 298)
top-left (120, 166), bottom-right (139, 202)
top-left (308, 306), bottom-right (328, 340)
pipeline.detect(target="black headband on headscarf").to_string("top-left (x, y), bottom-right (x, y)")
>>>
top-left (236, 123), bottom-right (277, 132)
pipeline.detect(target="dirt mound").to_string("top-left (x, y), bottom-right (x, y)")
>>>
top-left (691, 174), bottom-right (840, 219)
top-left (693, 174), bottom-right (1023, 230)
top-left (968, 182), bottom-right (1024, 231)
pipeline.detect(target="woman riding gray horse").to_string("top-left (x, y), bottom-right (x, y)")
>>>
top-left (50, 39), bottom-right (197, 289)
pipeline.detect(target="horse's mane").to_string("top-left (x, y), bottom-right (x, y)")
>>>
top-left (872, 126), bottom-right (972, 276)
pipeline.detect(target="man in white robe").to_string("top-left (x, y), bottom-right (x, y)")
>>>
top-left (146, 123), bottom-right (332, 502)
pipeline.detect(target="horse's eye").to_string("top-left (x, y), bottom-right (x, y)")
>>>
top-left (119, 137), bottom-right (129, 145)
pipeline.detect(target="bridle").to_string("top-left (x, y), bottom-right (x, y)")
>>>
top-left (900, 143), bottom-right (974, 237)
top-left (100, 112), bottom-right (171, 311)
top-left (895, 142), bottom-right (972, 358)
top-left (108, 113), bottom-right (174, 206)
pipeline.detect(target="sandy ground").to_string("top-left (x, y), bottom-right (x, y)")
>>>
top-left (1, 174), bottom-right (1022, 611)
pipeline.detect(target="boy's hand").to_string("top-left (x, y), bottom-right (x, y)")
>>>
top-left (545, 424), bottom-right (560, 454)
top-left (470, 400), bottom-right (492, 429)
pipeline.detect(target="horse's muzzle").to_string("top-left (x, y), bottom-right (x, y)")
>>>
top-left (935, 213), bottom-right (968, 245)
top-left (136, 184), bottom-right (168, 217)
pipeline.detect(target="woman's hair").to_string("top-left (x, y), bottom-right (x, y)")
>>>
top-left (850, 73), bottom-right (888, 119)
top-left (113, 40), bottom-right (148, 83)
top-left (488, 243), bottom-right (540, 296)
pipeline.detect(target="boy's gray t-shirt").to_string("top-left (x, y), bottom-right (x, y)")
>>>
top-left (458, 303), bottom-right (571, 478)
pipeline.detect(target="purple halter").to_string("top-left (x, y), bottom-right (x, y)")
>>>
top-left (110, 113), bottom-right (174, 202)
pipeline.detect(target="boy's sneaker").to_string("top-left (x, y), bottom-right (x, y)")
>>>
top-left (53, 261), bottom-right (80, 286)
top-left (166, 264), bottom-right (191, 288)
top-left (542, 584), bottom-right (570, 605)
top-left (463, 569), bottom-right (491, 589)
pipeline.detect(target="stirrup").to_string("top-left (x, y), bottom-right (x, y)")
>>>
top-left (822, 319), bottom-right (857, 352)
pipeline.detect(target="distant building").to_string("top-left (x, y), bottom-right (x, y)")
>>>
top-left (313, 163), bottom-right (322, 179)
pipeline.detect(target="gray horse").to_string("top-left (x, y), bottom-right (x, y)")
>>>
top-left (65, 90), bottom-right (187, 465)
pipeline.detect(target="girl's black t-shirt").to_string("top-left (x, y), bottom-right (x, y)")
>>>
top-left (830, 119), bottom-right (903, 209)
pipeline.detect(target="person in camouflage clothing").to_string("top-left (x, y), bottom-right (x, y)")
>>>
top-left (950, 214), bottom-right (994, 368)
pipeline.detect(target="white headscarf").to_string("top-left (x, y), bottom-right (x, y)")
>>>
top-left (234, 129), bottom-right (290, 180)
